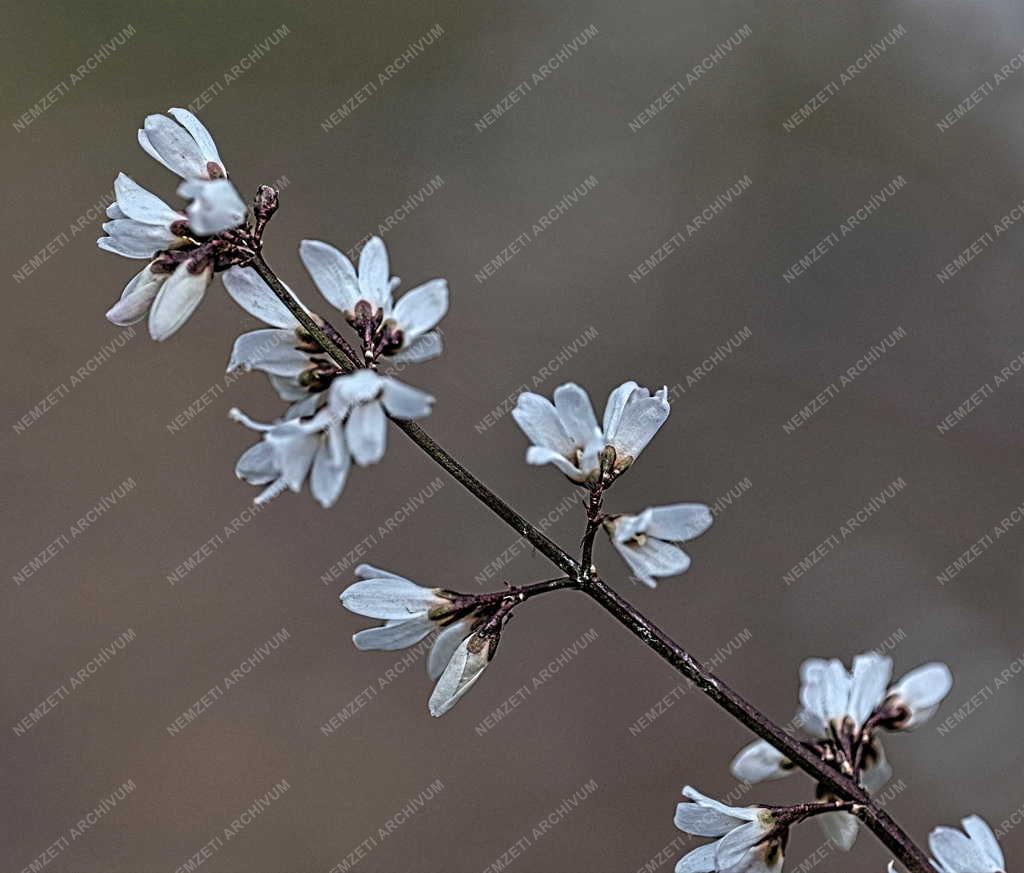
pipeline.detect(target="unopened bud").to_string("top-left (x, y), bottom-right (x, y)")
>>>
top-left (254, 185), bottom-right (280, 222)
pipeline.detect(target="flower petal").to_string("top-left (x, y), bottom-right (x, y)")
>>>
top-left (428, 620), bottom-right (471, 680)
top-left (674, 842), bottom-right (718, 873)
top-left (848, 652), bottom-right (893, 728)
top-left (819, 810), bottom-right (859, 851)
top-left (605, 384), bottom-right (670, 463)
top-left (168, 107), bottom-right (224, 171)
top-left (428, 634), bottom-right (491, 717)
top-left (346, 401), bottom-right (387, 466)
top-left (353, 616), bottom-right (435, 651)
top-left (889, 663), bottom-right (953, 729)
top-left (730, 740), bottom-right (793, 783)
top-left (357, 236), bottom-right (391, 309)
top-left (388, 330), bottom-right (443, 364)
top-left (310, 435), bottom-right (350, 508)
top-left (299, 239), bottom-right (362, 314)
top-left (512, 393), bottom-right (575, 457)
top-left (222, 266), bottom-right (300, 328)
top-left (98, 219), bottom-right (178, 258)
top-left (180, 178), bottom-right (245, 235)
top-left (340, 578), bottom-right (440, 619)
top-left (141, 112), bottom-right (207, 178)
top-left (148, 262), bottom-right (211, 341)
top-left (391, 279), bottom-right (448, 342)
top-left (553, 383), bottom-right (601, 448)
top-left (106, 263), bottom-right (166, 325)
top-left (114, 173), bottom-right (180, 224)
top-left (381, 378), bottom-right (434, 419)
top-left (228, 329), bottom-right (309, 376)
top-left (962, 817), bottom-right (1004, 871)
top-left (644, 504), bottom-right (713, 543)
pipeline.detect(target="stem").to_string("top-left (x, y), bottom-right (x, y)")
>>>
top-left (246, 252), bottom-right (934, 873)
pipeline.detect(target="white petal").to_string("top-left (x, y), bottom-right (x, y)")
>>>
top-left (848, 652), bottom-right (893, 727)
top-left (929, 826), bottom-right (1001, 873)
top-left (525, 446), bottom-right (588, 481)
top-left (228, 329), bottom-right (309, 376)
top-left (602, 380), bottom-right (640, 437)
top-left (265, 423), bottom-right (318, 491)
top-left (391, 279), bottom-right (448, 342)
top-left (357, 236), bottom-right (391, 309)
top-left (511, 393), bottom-right (575, 456)
top-left (353, 616), bottom-right (435, 651)
top-left (428, 620), bottom-right (471, 680)
top-left (345, 402), bottom-right (387, 466)
top-left (180, 178), bottom-right (245, 235)
top-left (310, 436), bottom-right (350, 508)
top-left (98, 219), bottom-right (178, 258)
top-left (819, 810), bottom-right (859, 851)
top-left (962, 817), bottom-right (1004, 871)
top-left (222, 266), bottom-right (299, 328)
top-left (715, 821), bottom-right (778, 872)
top-left (330, 369), bottom-right (384, 407)
top-left (298, 239), bottom-right (361, 314)
top-left (861, 742), bottom-right (892, 793)
top-left (148, 262), bottom-right (211, 341)
top-left (106, 263), bottom-right (166, 325)
top-left (674, 842), bottom-right (718, 873)
top-left (381, 378), bottom-right (434, 419)
top-left (114, 173), bottom-right (180, 224)
top-left (340, 578), bottom-right (440, 619)
top-left (235, 440), bottom-right (277, 484)
top-left (612, 536), bottom-right (690, 588)
top-left (428, 634), bottom-right (491, 717)
top-left (730, 740), bottom-right (793, 783)
top-left (605, 384), bottom-right (670, 462)
top-left (889, 663), bottom-right (953, 729)
top-left (141, 112), bottom-right (207, 178)
top-left (674, 798), bottom-right (746, 837)
top-left (354, 564), bottom-right (410, 581)
top-left (168, 107), bottom-right (224, 171)
top-left (106, 202), bottom-right (125, 219)
top-left (553, 383), bottom-right (601, 448)
top-left (644, 504), bottom-right (714, 543)
top-left (388, 331), bottom-right (443, 364)
top-left (800, 658), bottom-right (851, 728)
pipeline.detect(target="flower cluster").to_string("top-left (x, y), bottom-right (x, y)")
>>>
top-left (99, 109), bottom-right (247, 341)
top-left (513, 381), bottom-right (713, 586)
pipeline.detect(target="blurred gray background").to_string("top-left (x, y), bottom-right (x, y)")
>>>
top-left (4, 1), bottom-right (1024, 871)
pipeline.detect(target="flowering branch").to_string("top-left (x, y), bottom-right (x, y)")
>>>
top-left (247, 249), bottom-right (934, 873)
top-left (96, 110), bottom-right (992, 873)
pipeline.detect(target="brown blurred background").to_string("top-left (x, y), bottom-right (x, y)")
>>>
top-left (4, 1), bottom-right (1024, 871)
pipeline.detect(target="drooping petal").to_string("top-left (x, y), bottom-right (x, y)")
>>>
top-left (353, 616), bottom-right (435, 651)
top-left (148, 262), bottom-right (211, 341)
top-left (346, 401), bottom-right (387, 466)
top-left (428, 634), bottom-right (491, 717)
top-left (381, 378), bottom-right (434, 419)
top-left (330, 369), bottom-right (385, 406)
top-left (340, 578), bottom-right (441, 620)
top-left (265, 423), bottom-right (318, 491)
top-left (714, 821), bottom-right (779, 873)
top-left (106, 263), bottom-right (167, 325)
top-left (819, 810), bottom-right (859, 851)
top-left (643, 504), bottom-right (714, 543)
top-left (221, 266), bottom-right (299, 328)
top-left (390, 279), bottom-right (448, 342)
top-left (113, 173), bottom-right (180, 224)
top-left (428, 620), bottom-right (472, 681)
top-left (674, 842), bottom-right (718, 873)
top-left (228, 329), bottom-right (309, 376)
top-left (310, 436), bottom-right (350, 508)
top-left (235, 439), bottom-right (277, 485)
top-left (611, 529), bottom-right (690, 588)
top-left (524, 447), bottom-right (588, 480)
top-left (299, 239), bottom-right (362, 314)
top-left (730, 740), bottom-right (793, 783)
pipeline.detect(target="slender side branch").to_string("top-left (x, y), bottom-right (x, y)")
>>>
top-left (248, 252), bottom-right (934, 873)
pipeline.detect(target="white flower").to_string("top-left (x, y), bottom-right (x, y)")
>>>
top-left (929, 816), bottom-right (1004, 873)
top-left (230, 407), bottom-right (350, 507)
top-left (799, 652), bottom-right (893, 738)
top-left (340, 566), bottom-right (489, 717)
top-left (98, 173), bottom-right (188, 259)
top-left (604, 504), bottom-right (713, 587)
top-left (730, 740), bottom-right (794, 783)
top-left (147, 260), bottom-right (215, 342)
top-left (428, 632), bottom-right (494, 717)
top-left (299, 237), bottom-right (447, 362)
top-left (880, 662), bottom-right (953, 730)
top-left (511, 381), bottom-right (670, 484)
top-left (327, 370), bottom-right (434, 467)
top-left (178, 178), bottom-right (246, 235)
top-left (674, 787), bottom-right (783, 873)
top-left (138, 107), bottom-right (228, 181)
